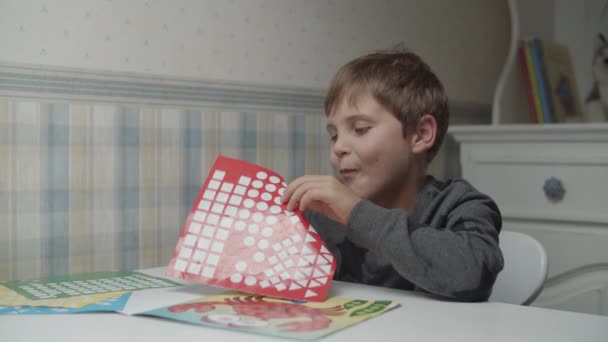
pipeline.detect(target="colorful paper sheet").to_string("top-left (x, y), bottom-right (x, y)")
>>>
top-left (167, 155), bottom-right (337, 302)
top-left (0, 292), bottom-right (132, 315)
top-left (2, 271), bottom-right (182, 300)
top-left (140, 292), bottom-right (399, 340)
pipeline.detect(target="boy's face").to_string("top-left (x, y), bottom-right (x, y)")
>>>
top-left (326, 94), bottom-right (415, 203)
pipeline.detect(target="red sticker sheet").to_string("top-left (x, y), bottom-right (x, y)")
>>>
top-left (167, 155), bottom-right (336, 302)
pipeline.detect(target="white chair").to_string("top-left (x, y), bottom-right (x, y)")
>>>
top-left (489, 230), bottom-right (548, 305)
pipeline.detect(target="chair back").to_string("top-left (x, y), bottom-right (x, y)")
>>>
top-left (489, 230), bottom-right (548, 305)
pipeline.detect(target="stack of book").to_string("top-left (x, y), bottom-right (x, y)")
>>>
top-left (517, 38), bottom-right (582, 123)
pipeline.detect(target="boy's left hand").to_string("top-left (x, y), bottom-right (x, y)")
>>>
top-left (281, 175), bottom-right (361, 225)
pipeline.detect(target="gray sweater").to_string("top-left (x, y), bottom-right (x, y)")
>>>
top-left (304, 175), bottom-right (503, 302)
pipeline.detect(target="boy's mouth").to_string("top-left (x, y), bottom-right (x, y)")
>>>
top-left (339, 168), bottom-right (358, 180)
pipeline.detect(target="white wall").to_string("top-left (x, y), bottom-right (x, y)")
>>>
top-left (495, 0), bottom-right (608, 123)
top-left (0, 0), bottom-right (510, 106)
top-left (554, 0), bottom-right (608, 102)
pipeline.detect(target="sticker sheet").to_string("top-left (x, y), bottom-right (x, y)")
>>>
top-left (140, 292), bottom-right (399, 340)
top-left (167, 155), bottom-right (336, 302)
top-left (0, 292), bottom-right (132, 315)
top-left (2, 271), bottom-right (182, 300)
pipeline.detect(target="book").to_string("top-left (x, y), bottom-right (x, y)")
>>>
top-left (518, 40), bottom-right (539, 123)
top-left (531, 38), bottom-right (554, 123)
top-left (539, 40), bottom-right (583, 122)
top-left (522, 39), bottom-right (545, 123)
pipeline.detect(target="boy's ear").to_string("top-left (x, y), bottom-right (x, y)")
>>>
top-left (410, 114), bottom-right (437, 155)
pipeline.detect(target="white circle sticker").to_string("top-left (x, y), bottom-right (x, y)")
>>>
top-left (256, 172), bottom-right (268, 180)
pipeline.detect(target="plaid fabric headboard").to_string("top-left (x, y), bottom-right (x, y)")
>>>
top-left (0, 96), bottom-right (330, 281)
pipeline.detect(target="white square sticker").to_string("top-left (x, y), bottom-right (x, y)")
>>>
top-left (229, 195), bottom-right (243, 206)
top-left (207, 213), bottom-right (220, 225)
top-left (211, 241), bottom-right (224, 253)
top-left (221, 182), bottom-right (234, 193)
top-left (192, 210), bottom-right (207, 222)
top-left (208, 180), bottom-right (221, 190)
top-left (202, 225), bottom-right (216, 238)
top-left (216, 229), bottom-right (229, 240)
top-left (211, 203), bottom-right (225, 214)
top-left (183, 234), bottom-right (198, 246)
top-left (220, 216), bottom-right (234, 228)
top-left (192, 250), bottom-right (206, 262)
top-left (203, 190), bottom-right (216, 201)
top-left (202, 266), bottom-right (215, 278)
top-left (224, 205), bottom-right (238, 217)
top-left (179, 247), bottom-right (193, 259)
top-left (198, 200), bottom-right (211, 211)
top-left (234, 185), bottom-right (247, 195)
top-left (187, 263), bottom-right (202, 275)
top-left (197, 238), bottom-right (211, 250)
top-left (206, 253), bottom-right (220, 266)
top-left (216, 192), bottom-right (229, 203)
top-left (212, 170), bottom-right (225, 180)
top-left (188, 222), bottom-right (202, 234)
top-left (238, 176), bottom-right (251, 186)
top-left (174, 259), bottom-right (188, 272)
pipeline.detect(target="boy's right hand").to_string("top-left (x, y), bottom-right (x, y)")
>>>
top-left (281, 175), bottom-right (361, 226)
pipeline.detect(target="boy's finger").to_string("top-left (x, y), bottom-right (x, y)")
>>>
top-left (286, 180), bottom-right (316, 212)
top-left (298, 188), bottom-right (324, 212)
top-left (281, 176), bottom-right (307, 203)
top-left (281, 175), bottom-right (323, 203)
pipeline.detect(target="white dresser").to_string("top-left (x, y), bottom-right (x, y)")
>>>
top-left (450, 123), bottom-right (608, 316)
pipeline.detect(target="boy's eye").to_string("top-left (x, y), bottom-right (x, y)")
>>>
top-left (329, 134), bottom-right (337, 142)
top-left (354, 127), bottom-right (371, 135)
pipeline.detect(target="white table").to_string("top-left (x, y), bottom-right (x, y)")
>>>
top-left (1, 267), bottom-right (607, 341)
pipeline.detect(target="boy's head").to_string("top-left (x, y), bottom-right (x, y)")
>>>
top-left (324, 48), bottom-right (449, 207)
top-left (325, 47), bottom-right (449, 163)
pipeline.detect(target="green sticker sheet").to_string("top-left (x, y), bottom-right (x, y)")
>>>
top-left (2, 271), bottom-right (183, 300)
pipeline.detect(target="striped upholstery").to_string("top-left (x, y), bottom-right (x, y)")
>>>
top-left (0, 98), bottom-right (331, 281)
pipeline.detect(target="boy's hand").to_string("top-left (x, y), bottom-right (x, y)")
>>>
top-left (281, 175), bottom-right (361, 225)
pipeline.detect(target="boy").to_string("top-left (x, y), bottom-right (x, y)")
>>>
top-left (281, 48), bottom-right (503, 302)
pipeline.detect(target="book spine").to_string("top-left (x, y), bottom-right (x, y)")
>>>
top-left (517, 41), bottom-right (538, 123)
top-left (531, 38), bottom-right (553, 123)
top-left (523, 40), bottom-right (544, 123)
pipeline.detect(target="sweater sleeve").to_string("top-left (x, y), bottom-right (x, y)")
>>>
top-left (345, 186), bottom-right (503, 302)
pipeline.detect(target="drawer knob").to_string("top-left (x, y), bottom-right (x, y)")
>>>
top-left (543, 177), bottom-right (565, 202)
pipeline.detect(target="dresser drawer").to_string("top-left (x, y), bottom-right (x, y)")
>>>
top-left (461, 142), bottom-right (608, 224)
top-left (450, 125), bottom-right (608, 316)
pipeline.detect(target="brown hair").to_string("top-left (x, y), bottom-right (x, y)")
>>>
top-left (324, 47), bottom-right (449, 162)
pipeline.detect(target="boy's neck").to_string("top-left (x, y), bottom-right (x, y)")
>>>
top-left (373, 161), bottom-right (427, 212)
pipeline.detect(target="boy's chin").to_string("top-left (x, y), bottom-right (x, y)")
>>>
top-left (348, 186), bottom-right (374, 200)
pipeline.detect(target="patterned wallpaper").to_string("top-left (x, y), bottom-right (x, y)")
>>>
top-left (0, 98), bottom-right (332, 280)
top-left (0, 0), bottom-right (510, 105)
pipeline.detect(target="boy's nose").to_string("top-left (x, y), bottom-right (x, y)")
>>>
top-left (331, 136), bottom-right (350, 156)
